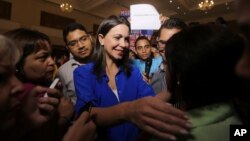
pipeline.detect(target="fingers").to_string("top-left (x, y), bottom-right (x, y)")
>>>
top-left (77, 112), bottom-right (96, 139)
top-left (46, 88), bottom-right (61, 98)
top-left (38, 95), bottom-right (60, 113)
top-left (148, 97), bottom-right (185, 116)
top-left (142, 107), bottom-right (191, 133)
top-left (63, 112), bottom-right (96, 141)
top-left (83, 120), bottom-right (96, 141)
top-left (143, 123), bottom-right (177, 141)
top-left (37, 103), bottom-right (54, 113)
top-left (128, 97), bottom-right (191, 140)
top-left (60, 96), bottom-right (73, 103)
top-left (139, 97), bottom-right (188, 121)
top-left (139, 100), bottom-right (190, 129)
top-left (156, 90), bottom-right (171, 102)
top-left (29, 85), bottom-right (61, 98)
top-left (58, 97), bottom-right (75, 118)
top-left (78, 112), bottom-right (91, 124)
top-left (151, 103), bottom-right (191, 129)
top-left (55, 81), bottom-right (63, 90)
top-left (159, 13), bottom-right (169, 24)
top-left (39, 96), bottom-right (59, 107)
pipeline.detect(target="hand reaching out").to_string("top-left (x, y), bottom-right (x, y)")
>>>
top-left (125, 95), bottom-right (191, 140)
top-left (21, 86), bottom-right (60, 129)
top-left (58, 97), bottom-right (75, 126)
top-left (63, 112), bottom-right (96, 141)
top-left (159, 14), bottom-right (169, 24)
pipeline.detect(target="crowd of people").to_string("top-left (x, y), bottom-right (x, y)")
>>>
top-left (1, 0), bottom-right (250, 141)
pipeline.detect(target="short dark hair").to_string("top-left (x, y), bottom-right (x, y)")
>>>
top-left (4, 28), bottom-right (51, 83)
top-left (63, 23), bottom-right (88, 44)
top-left (158, 18), bottom-right (187, 36)
top-left (134, 36), bottom-right (150, 47)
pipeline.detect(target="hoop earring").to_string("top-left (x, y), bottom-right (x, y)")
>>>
top-left (177, 80), bottom-right (181, 86)
top-left (176, 74), bottom-right (181, 86)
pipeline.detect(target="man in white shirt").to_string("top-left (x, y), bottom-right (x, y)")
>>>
top-left (58, 23), bottom-right (93, 104)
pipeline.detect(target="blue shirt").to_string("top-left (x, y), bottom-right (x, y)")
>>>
top-left (74, 63), bottom-right (155, 141)
top-left (133, 56), bottom-right (163, 77)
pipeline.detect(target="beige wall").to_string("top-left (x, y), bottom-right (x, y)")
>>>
top-left (0, 0), bottom-right (102, 45)
top-left (0, 0), bottom-right (237, 45)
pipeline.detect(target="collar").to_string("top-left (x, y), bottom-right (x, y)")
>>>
top-left (188, 103), bottom-right (234, 128)
top-left (102, 65), bottom-right (124, 81)
top-left (70, 59), bottom-right (82, 67)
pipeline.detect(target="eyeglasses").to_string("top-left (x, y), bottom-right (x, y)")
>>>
top-left (157, 40), bottom-right (167, 46)
top-left (67, 35), bottom-right (89, 48)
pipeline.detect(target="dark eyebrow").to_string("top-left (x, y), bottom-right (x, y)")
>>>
top-left (113, 34), bottom-right (123, 37)
top-left (37, 50), bottom-right (51, 55)
top-left (68, 35), bottom-right (88, 42)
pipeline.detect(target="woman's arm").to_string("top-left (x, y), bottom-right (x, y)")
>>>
top-left (91, 96), bottom-right (191, 140)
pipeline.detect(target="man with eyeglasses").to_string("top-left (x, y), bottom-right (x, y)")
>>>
top-left (58, 23), bottom-right (93, 104)
top-left (149, 18), bottom-right (187, 94)
top-left (157, 18), bottom-right (187, 60)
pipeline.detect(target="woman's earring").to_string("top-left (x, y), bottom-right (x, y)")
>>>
top-left (177, 80), bottom-right (181, 86)
top-left (176, 74), bottom-right (181, 86)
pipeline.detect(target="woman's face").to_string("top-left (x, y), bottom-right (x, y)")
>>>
top-left (99, 24), bottom-right (129, 61)
top-left (23, 45), bottom-right (55, 83)
top-left (0, 56), bottom-right (23, 130)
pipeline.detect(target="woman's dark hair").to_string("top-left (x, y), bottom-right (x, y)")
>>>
top-left (165, 24), bottom-right (245, 109)
top-left (92, 15), bottom-right (131, 79)
top-left (4, 28), bottom-right (51, 82)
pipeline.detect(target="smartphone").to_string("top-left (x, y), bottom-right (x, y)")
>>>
top-left (44, 78), bottom-right (59, 97)
top-left (145, 57), bottom-right (152, 79)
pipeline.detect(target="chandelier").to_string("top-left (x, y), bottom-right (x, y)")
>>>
top-left (60, 3), bottom-right (73, 13)
top-left (198, 0), bottom-right (214, 11)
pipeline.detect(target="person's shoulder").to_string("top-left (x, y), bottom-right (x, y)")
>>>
top-left (58, 59), bottom-right (74, 71)
top-left (74, 62), bottom-right (94, 74)
top-left (132, 58), bottom-right (141, 63)
top-left (130, 64), bottom-right (140, 73)
top-left (80, 62), bottom-right (94, 70)
top-left (153, 56), bottom-right (163, 62)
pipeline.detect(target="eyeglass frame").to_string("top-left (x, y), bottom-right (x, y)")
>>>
top-left (157, 40), bottom-right (167, 46)
top-left (67, 34), bottom-right (90, 48)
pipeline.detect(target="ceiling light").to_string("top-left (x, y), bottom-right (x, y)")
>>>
top-left (60, 3), bottom-right (73, 13)
top-left (198, 0), bottom-right (214, 11)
